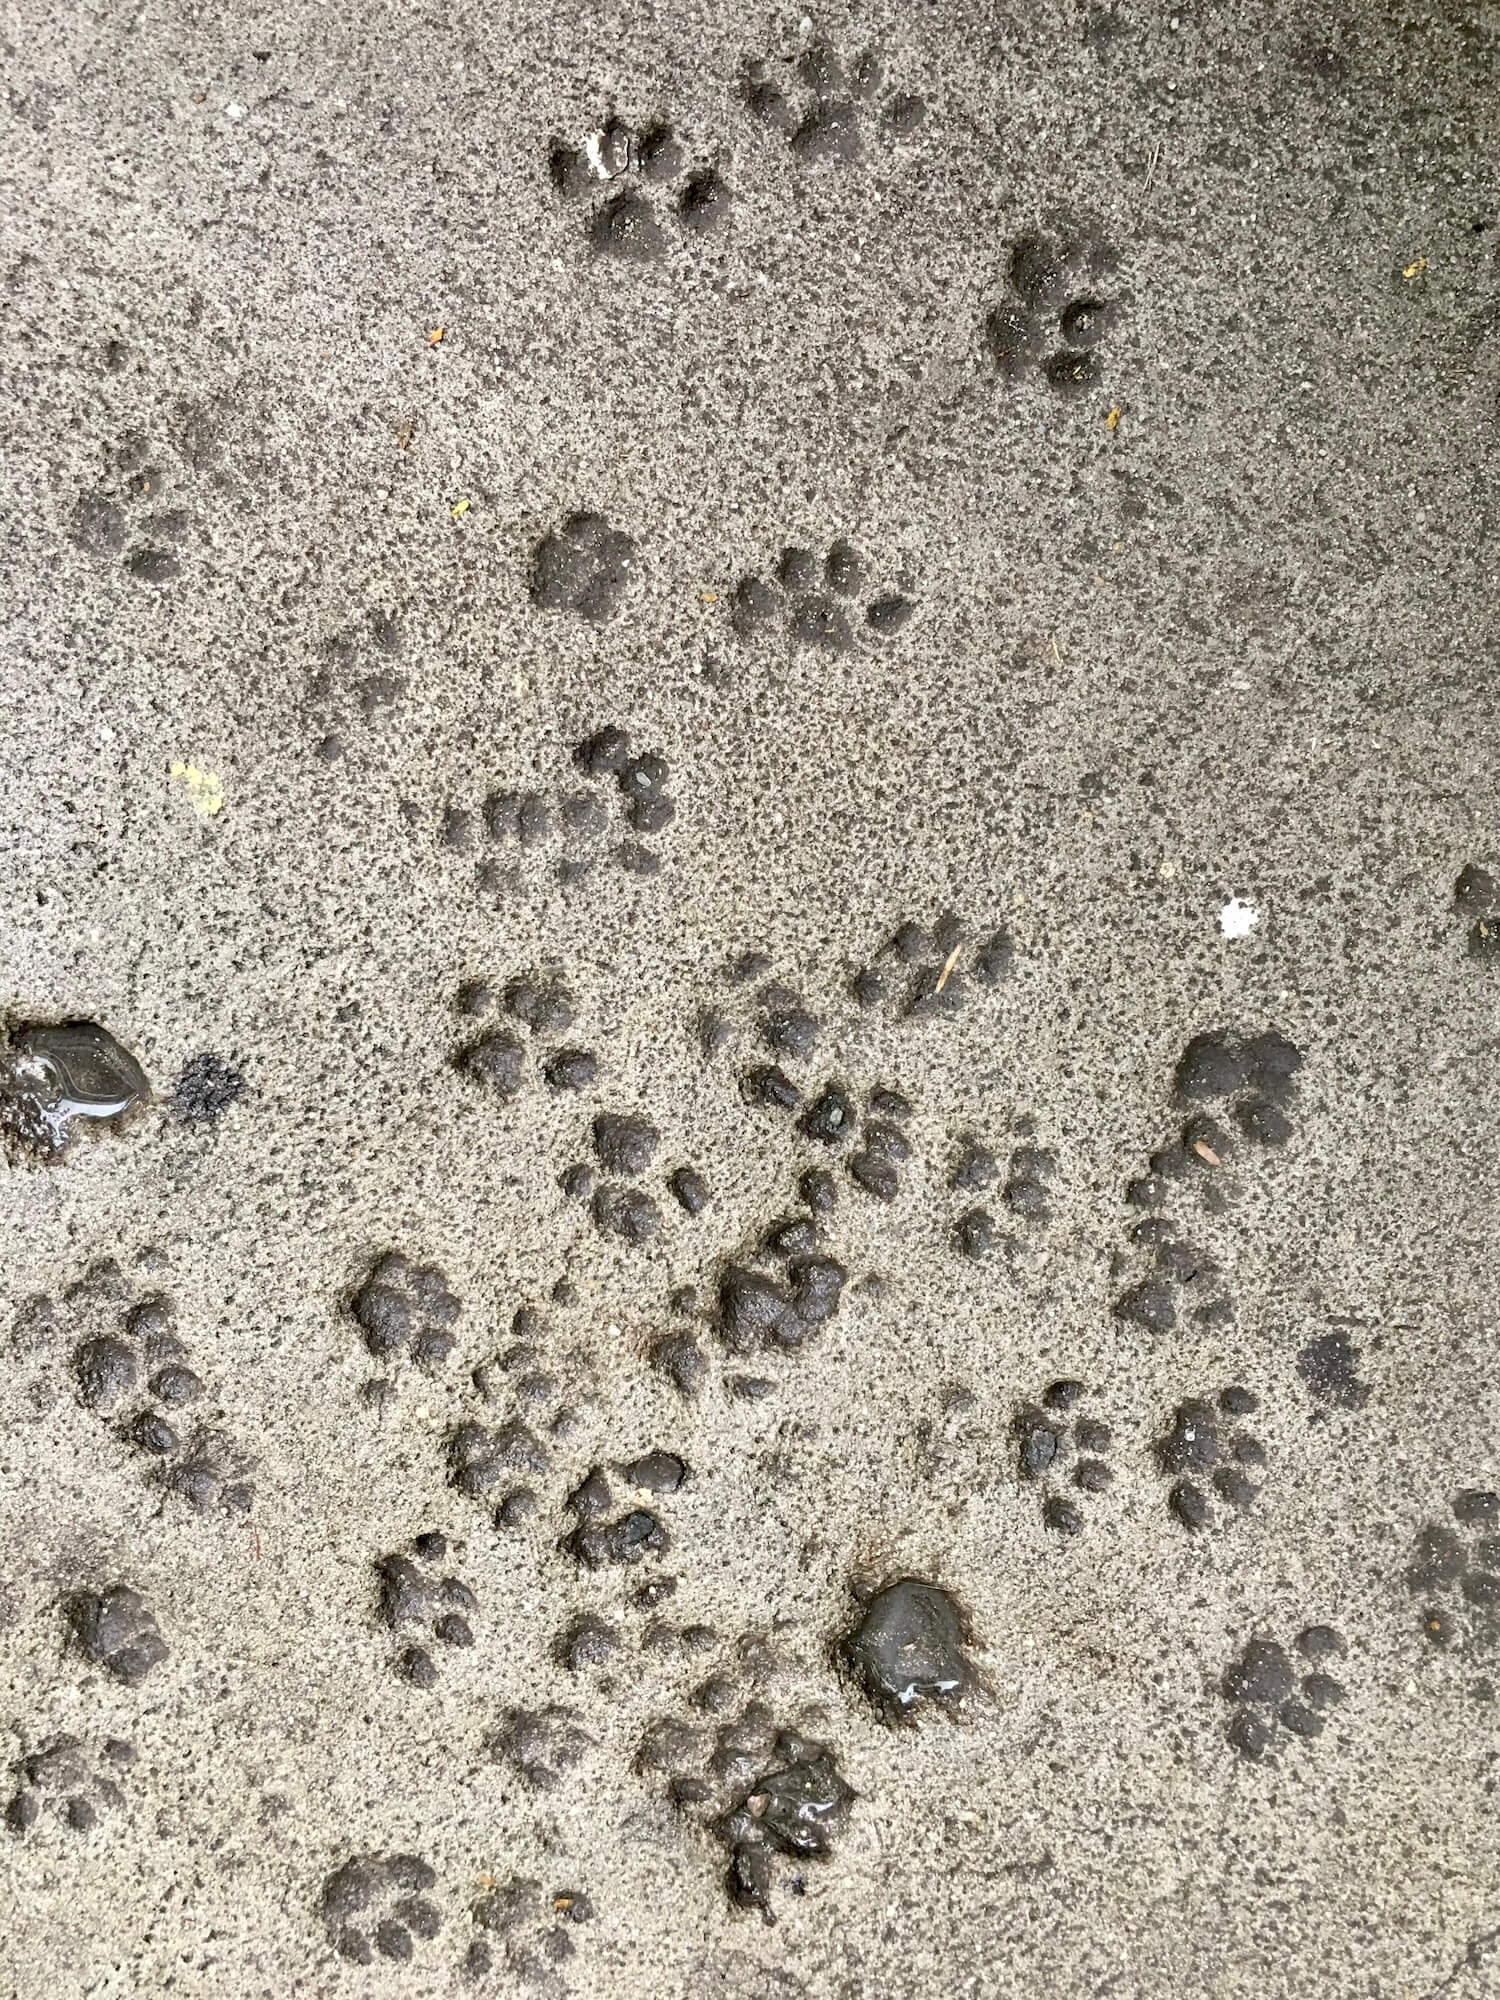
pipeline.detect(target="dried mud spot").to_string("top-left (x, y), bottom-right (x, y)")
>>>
top-left (739, 36), bottom-right (927, 165)
top-left (1407, 1489), bottom-right (1500, 1662)
top-left (375, 1532), bottom-right (480, 1689)
top-left (730, 541), bottom-right (917, 654)
top-left (1220, 1626), bottom-right (1347, 1760)
top-left (319, 1851), bottom-right (443, 1966)
top-left (986, 225), bottom-right (1123, 394)
top-left (1012, 1383), bottom-right (1115, 1537)
top-left (551, 116), bottom-right (731, 261)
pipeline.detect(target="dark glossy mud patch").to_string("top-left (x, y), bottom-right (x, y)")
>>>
top-left (843, 1578), bottom-right (977, 1721)
top-left (0, 1021), bottom-right (150, 1157)
top-left (719, 1728), bottom-right (855, 1921)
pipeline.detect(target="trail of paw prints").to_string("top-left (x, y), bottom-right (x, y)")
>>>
top-left (1012, 1381), bottom-right (1115, 1537)
top-left (730, 541), bottom-right (916, 654)
top-left (739, 35), bottom-right (926, 164)
top-left (1112, 1029), bottom-right (1304, 1338)
top-left (6, 1732), bottom-right (137, 1837)
top-left (1454, 861), bottom-right (1500, 961)
top-left (375, 1532), bottom-right (480, 1690)
top-left (1154, 1386), bottom-right (1267, 1531)
top-left (308, 607), bottom-right (407, 762)
top-left (438, 724), bottom-right (676, 888)
top-left (950, 1125), bottom-right (1058, 1265)
top-left (551, 117), bottom-right (730, 260)
top-left (985, 225), bottom-right (1123, 393)
top-left (850, 912), bottom-right (1016, 1021)
top-left (1220, 1624), bottom-right (1348, 1760)
top-left (1407, 1489), bottom-right (1500, 1671)
top-left (59, 1257), bottom-right (255, 1515)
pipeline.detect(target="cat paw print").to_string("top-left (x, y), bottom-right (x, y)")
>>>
top-left (739, 37), bottom-right (926, 164)
top-left (562, 1109), bottom-right (708, 1250)
top-left (1406, 1489), bottom-right (1500, 1657)
top-left (6, 1732), bottom-right (136, 1835)
top-left (986, 226), bottom-right (1122, 393)
top-left (551, 117), bottom-right (730, 259)
top-left (348, 1253), bottom-right (462, 1412)
top-left (557, 1460), bottom-right (677, 1572)
top-left (467, 1877), bottom-right (595, 1985)
top-left (489, 1704), bottom-right (596, 1793)
top-left (529, 512), bottom-right (638, 623)
top-left (319, 1852), bottom-right (443, 1966)
top-left (730, 541), bottom-right (916, 654)
top-left (1154, 1387), bottom-right (1267, 1531)
top-left (453, 971), bottom-right (597, 1106)
top-left (1221, 1625), bottom-right (1347, 1759)
top-left (950, 1129), bottom-right (1058, 1260)
top-left (67, 1265), bottom-right (255, 1515)
top-left (1454, 861), bottom-right (1500, 961)
top-left (439, 724), bottom-right (676, 887)
top-left (68, 429), bottom-right (194, 585)
top-left (65, 1586), bottom-right (169, 1684)
top-left (308, 607), bottom-right (407, 762)
top-left (1013, 1381), bottom-right (1115, 1536)
top-left (376, 1533), bottom-right (479, 1689)
top-left (850, 912), bottom-right (1015, 1020)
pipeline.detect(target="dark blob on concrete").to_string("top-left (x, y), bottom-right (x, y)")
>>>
top-left (0, 1021), bottom-right (150, 1156)
top-left (843, 1579), bottom-right (975, 1722)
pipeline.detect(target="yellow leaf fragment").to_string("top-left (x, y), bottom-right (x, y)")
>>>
top-left (934, 944), bottom-right (962, 994)
top-left (451, 496), bottom-right (470, 519)
top-left (427, 325), bottom-right (445, 344)
top-left (169, 760), bottom-right (225, 817)
top-left (1106, 405), bottom-right (1121, 431)
top-left (1402, 256), bottom-right (1427, 280)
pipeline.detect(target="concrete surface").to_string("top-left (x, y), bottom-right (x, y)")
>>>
top-left (1, 0), bottom-right (1498, 1993)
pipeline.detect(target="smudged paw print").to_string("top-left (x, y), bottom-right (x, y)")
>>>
top-left (731, 542), bottom-right (916, 653)
top-left (1454, 861), bottom-right (1500, 961)
top-left (453, 971), bottom-right (595, 1106)
top-left (1407, 1489), bottom-right (1500, 1657)
top-left (348, 1252), bottom-right (462, 1411)
top-left (5, 1732), bottom-right (136, 1835)
top-left (376, 1532), bottom-right (479, 1688)
top-left (467, 1877), bottom-right (595, 1984)
top-left (68, 431), bottom-right (192, 585)
top-left (1221, 1626), bottom-right (1347, 1759)
top-left (1155, 1386), bottom-right (1267, 1530)
top-left (319, 1852), bottom-right (442, 1965)
top-left (987, 227), bottom-right (1122, 392)
top-left (551, 118), bottom-right (729, 261)
top-left (740, 37), bottom-right (926, 164)
top-left (65, 1585), bottom-right (169, 1684)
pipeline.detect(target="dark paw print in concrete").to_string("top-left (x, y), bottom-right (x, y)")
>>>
top-left (551, 117), bottom-right (730, 260)
top-left (843, 1578), bottom-right (980, 1722)
top-left (561, 1108), bottom-right (701, 1251)
top-left (851, 912), bottom-right (1015, 1020)
top-left (376, 1533), bottom-right (479, 1689)
top-left (986, 226), bottom-right (1122, 393)
top-left (68, 429), bottom-right (194, 585)
top-left (1155, 1387), bottom-right (1266, 1531)
top-left (558, 1464), bottom-right (671, 1570)
top-left (5, 1733), bottom-right (136, 1836)
top-left (439, 725), bottom-right (675, 887)
top-left (1454, 862), bottom-right (1500, 960)
top-left (349, 1254), bottom-right (462, 1410)
top-left (1297, 1328), bottom-right (1371, 1412)
top-left (453, 971), bottom-right (596, 1107)
top-left (529, 512), bottom-right (638, 624)
top-left (1, 1021), bottom-right (151, 1160)
top-left (65, 1586), bottom-right (168, 1685)
top-left (1013, 1381), bottom-right (1115, 1536)
top-left (307, 607), bottom-right (407, 761)
top-left (467, 1876), bottom-right (595, 1985)
top-left (320, 1852), bottom-right (443, 1966)
top-left (170, 1051), bottom-right (246, 1125)
top-left (740, 37), bottom-right (926, 164)
top-left (730, 542), bottom-right (916, 654)
top-left (68, 1267), bottom-right (255, 1515)
top-left (1113, 1029), bottom-right (1304, 1335)
top-left (1221, 1626), bottom-right (1347, 1760)
top-left (954, 1131), bottom-right (1059, 1260)
top-left (489, 1704), bottom-right (595, 1793)
top-left (1407, 1490), bottom-right (1500, 1657)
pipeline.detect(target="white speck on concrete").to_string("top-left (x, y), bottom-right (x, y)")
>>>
top-left (1219, 897), bottom-right (1260, 939)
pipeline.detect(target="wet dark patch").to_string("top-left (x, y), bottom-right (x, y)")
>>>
top-left (843, 1578), bottom-right (978, 1721)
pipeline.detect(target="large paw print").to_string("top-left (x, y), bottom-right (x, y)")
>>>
top-left (6, 1733), bottom-right (136, 1835)
top-left (1407, 1489), bottom-right (1500, 1657)
top-left (739, 38), bottom-right (926, 164)
top-left (1013, 1382), bottom-right (1114, 1536)
top-left (551, 117), bottom-right (730, 259)
top-left (731, 542), bottom-right (915, 653)
top-left (986, 227), bottom-right (1121, 392)
top-left (319, 1852), bottom-right (442, 1965)
top-left (1221, 1626), bottom-right (1347, 1759)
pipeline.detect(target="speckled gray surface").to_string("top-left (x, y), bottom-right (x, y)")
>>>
top-left (2, 2), bottom-right (1499, 1994)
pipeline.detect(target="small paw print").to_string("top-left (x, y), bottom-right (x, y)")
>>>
top-left (1407, 1489), bottom-right (1500, 1656)
top-left (68, 431), bottom-right (192, 585)
top-left (986, 227), bottom-right (1122, 393)
top-left (530, 510), bottom-right (638, 623)
top-left (740, 38), bottom-right (926, 164)
top-left (851, 912), bottom-right (1015, 1019)
top-left (65, 1585), bottom-right (169, 1685)
top-left (1013, 1381), bottom-right (1114, 1535)
top-left (489, 1704), bottom-right (595, 1792)
top-left (349, 1253), bottom-right (462, 1377)
top-left (6, 1733), bottom-right (135, 1836)
top-left (467, 1876), bottom-right (595, 1984)
top-left (559, 1464), bottom-right (670, 1570)
top-left (376, 1532), bottom-right (479, 1688)
top-left (453, 971), bottom-right (597, 1106)
top-left (1155, 1387), bottom-right (1266, 1530)
top-left (1221, 1626), bottom-right (1347, 1759)
top-left (731, 541), bottom-right (916, 653)
top-left (319, 1852), bottom-right (443, 1966)
top-left (551, 117), bottom-right (731, 260)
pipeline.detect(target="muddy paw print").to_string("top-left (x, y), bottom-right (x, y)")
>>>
top-left (6, 1733), bottom-right (136, 1835)
top-left (731, 542), bottom-right (916, 653)
top-left (1221, 1626), bottom-right (1347, 1759)
top-left (851, 912), bottom-right (1015, 1019)
top-left (740, 37), bottom-right (926, 164)
top-left (319, 1852), bottom-right (443, 1966)
top-left (558, 1462), bottom-right (673, 1570)
top-left (1154, 1387), bottom-right (1266, 1530)
top-left (65, 1585), bottom-right (169, 1685)
top-left (1407, 1490), bottom-right (1500, 1657)
top-left (986, 226), bottom-right (1122, 393)
top-left (1454, 861), bottom-right (1500, 961)
top-left (349, 1253), bottom-right (462, 1404)
top-left (68, 431), bottom-right (192, 585)
top-left (551, 117), bottom-right (730, 260)
top-left (490, 1704), bottom-right (596, 1793)
top-left (529, 511), bottom-right (638, 623)
top-left (1013, 1381), bottom-right (1115, 1535)
top-left (453, 971), bottom-right (596, 1104)
top-left (467, 1877), bottom-right (595, 1984)
top-left (376, 1533), bottom-right (479, 1689)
